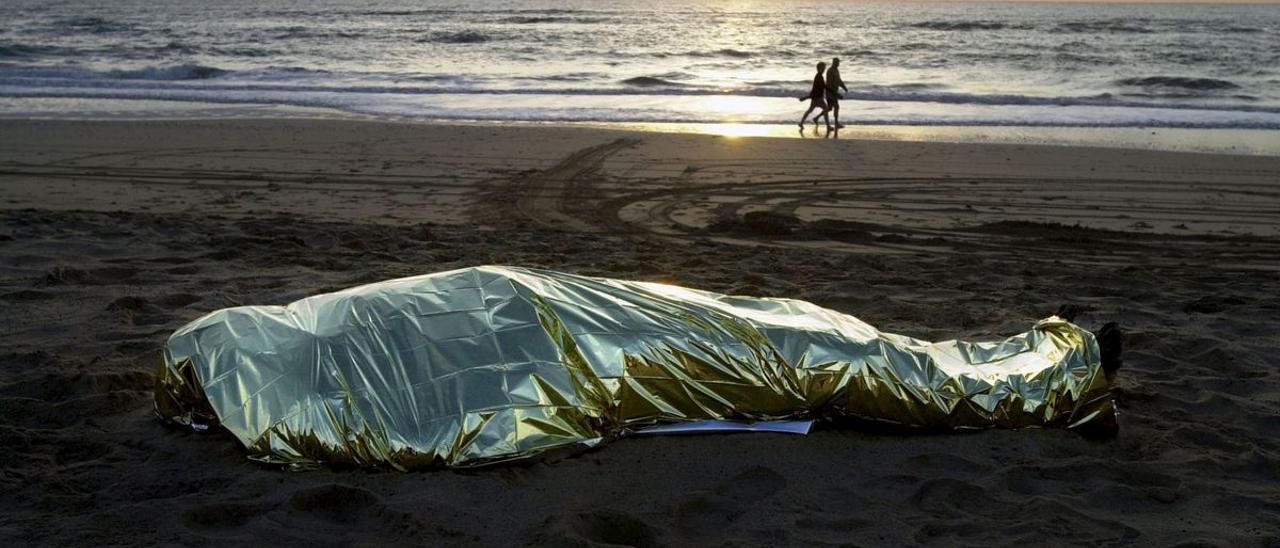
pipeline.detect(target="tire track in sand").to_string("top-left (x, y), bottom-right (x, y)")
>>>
top-left (479, 142), bottom-right (1280, 270)
top-left (510, 138), bottom-right (640, 233)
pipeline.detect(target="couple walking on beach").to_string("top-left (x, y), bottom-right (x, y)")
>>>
top-left (799, 57), bottom-right (847, 129)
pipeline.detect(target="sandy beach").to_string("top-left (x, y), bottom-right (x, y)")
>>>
top-left (3, 119), bottom-right (1280, 546)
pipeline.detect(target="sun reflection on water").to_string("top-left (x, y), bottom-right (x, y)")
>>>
top-left (691, 95), bottom-right (782, 138)
top-left (703, 123), bottom-right (779, 138)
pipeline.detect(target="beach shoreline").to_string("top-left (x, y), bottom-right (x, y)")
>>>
top-left (3, 118), bottom-right (1280, 545)
top-left (3, 99), bottom-right (1280, 156)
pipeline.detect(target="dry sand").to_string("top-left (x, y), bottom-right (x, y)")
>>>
top-left (2, 119), bottom-right (1279, 546)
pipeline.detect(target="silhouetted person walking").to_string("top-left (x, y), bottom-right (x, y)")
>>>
top-left (798, 61), bottom-right (830, 128)
top-left (825, 57), bottom-right (848, 128)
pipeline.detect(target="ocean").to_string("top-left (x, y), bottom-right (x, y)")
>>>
top-left (2, 0), bottom-right (1279, 129)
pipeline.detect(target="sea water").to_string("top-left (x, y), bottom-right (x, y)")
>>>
top-left (2, 0), bottom-right (1278, 131)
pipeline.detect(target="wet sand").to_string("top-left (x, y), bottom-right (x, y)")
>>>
top-left (2, 119), bottom-right (1279, 546)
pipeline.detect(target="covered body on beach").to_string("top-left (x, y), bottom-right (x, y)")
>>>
top-left (156, 266), bottom-right (1115, 469)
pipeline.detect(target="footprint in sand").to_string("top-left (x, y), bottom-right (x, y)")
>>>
top-left (276, 483), bottom-right (471, 543)
top-left (288, 483), bottom-right (382, 524)
top-left (673, 466), bottom-right (788, 535)
top-left (1, 289), bottom-right (55, 301)
top-left (182, 501), bottom-right (273, 531)
top-left (529, 509), bottom-right (659, 548)
top-left (154, 293), bottom-right (202, 309)
top-left (44, 266), bottom-right (138, 285)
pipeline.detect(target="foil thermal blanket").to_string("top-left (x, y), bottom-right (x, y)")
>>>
top-left (157, 266), bottom-right (1115, 469)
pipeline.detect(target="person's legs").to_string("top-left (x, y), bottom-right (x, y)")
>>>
top-left (800, 105), bottom-right (816, 127)
top-left (831, 101), bottom-right (841, 128)
top-left (807, 99), bottom-right (827, 126)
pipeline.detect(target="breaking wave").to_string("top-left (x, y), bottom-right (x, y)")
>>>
top-left (500, 15), bottom-right (607, 24)
top-left (271, 26), bottom-right (365, 40)
top-left (657, 49), bottom-right (759, 59)
top-left (206, 46), bottom-right (280, 58)
top-left (51, 16), bottom-right (135, 34)
top-left (1117, 76), bottom-right (1241, 90)
top-left (908, 21), bottom-right (1018, 31)
top-left (0, 43), bottom-right (73, 58)
top-left (103, 64), bottom-right (230, 81)
top-left (709, 49), bottom-right (754, 58)
top-left (419, 31), bottom-right (494, 44)
top-left (622, 76), bottom-right (688, 87)
top-left (1053, 20), bottom-right (1153, 34)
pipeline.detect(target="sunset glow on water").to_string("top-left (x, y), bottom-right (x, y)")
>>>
top-left (2, 0), bottom-right (1277, 131)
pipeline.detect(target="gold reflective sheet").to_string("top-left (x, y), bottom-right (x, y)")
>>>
top-left (157, 266), bottom-right (1115, 469)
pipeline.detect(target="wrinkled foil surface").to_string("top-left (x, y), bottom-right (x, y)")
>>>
top-left (157, 266), bottom-right (1115, 469)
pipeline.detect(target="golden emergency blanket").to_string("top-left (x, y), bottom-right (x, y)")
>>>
top-left (156, 266), bottom-right (1115, 469)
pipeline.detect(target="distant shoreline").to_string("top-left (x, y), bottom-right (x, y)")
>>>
top-left (2, 100), bottom-right (1278, 156)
